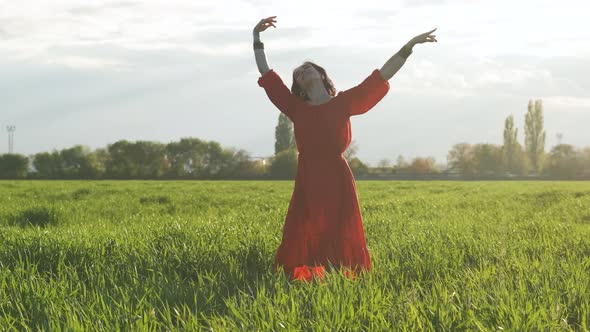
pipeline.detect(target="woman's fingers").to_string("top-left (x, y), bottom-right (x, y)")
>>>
top-left (255, 16), bottom-right (278, 32)
top-left (414, 35), bottom-right (437, 43)
top-left (263, 17), bottom-right (277, 29)
top-left (421, 28), bottom-right (436, 37)
top-left (262, 22), bottom-right (276, 30)
top-left (255, 16), bottom-right (277, 31)
top-left (419, 28), bottom-right (437, 42)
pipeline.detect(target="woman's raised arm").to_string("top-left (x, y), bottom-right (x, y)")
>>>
top-left (378, 28), bottom-right (438, 81)
top-left (253, 16), bottom-right (277, 75)
top-left (254, 16), bottom-right (302, 121)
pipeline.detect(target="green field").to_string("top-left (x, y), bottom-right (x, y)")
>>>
top-left (1, 180), bottom-right (589, 331)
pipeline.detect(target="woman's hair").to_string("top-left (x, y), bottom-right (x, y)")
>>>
top-left (291, 61), bottom-right (336, 101)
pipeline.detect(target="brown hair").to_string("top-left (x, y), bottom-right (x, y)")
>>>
top-left (291, 61), bottom-right (336, 101)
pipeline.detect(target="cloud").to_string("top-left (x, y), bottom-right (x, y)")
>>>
top-left (1, 0), bottom-right (589, 161)
top-left (68, 1), bottom-right (139, 16)
top-left (544, 96), bottom-right (590, 112)
top-left (46, 55), bottom-right (126, 70)
top-left (402, 0), bottom-right (451, 7)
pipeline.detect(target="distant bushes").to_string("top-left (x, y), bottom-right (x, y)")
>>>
top-left (0, 154), bottom-right (28, 179)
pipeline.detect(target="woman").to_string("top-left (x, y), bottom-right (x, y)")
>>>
top-left (253, 16), bottom-right (437, 282)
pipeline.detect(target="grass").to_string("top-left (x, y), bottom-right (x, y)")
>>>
top-left (0, 180), bottom-right (589, 331)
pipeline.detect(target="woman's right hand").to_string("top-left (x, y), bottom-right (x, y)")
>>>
top-left (410, 28), bottom-right (437, 45)
top-left (254, 16), bottom-right (277, 33)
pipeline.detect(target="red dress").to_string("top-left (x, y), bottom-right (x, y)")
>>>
top-left (257, 68), bottom-right (390, 282)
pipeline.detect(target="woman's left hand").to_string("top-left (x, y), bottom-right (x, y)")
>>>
top-left (410, 28), bottom-right (437, 45)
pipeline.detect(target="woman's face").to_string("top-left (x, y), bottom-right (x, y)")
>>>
top-left (293, 62), bottom-right (321, 87)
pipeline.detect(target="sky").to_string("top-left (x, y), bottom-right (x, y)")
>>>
top-left (1, 0), bottom-right (589, 166)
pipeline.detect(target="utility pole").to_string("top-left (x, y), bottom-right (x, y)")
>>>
top-left (6, 126), bottom-right (15, 153)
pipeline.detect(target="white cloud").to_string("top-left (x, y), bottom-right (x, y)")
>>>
top-left (544, 96), bottom-right (590, 111)
top-left (45, 55), bottom-right (125, 69)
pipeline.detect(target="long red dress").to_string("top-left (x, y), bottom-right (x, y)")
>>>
top-left (257, 68), bottom-right (390, 282)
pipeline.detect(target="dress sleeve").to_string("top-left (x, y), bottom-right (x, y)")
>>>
top-left (258, 69), bottom-right (300, 121)
top-left (339, 69), bottom-right (390, 116)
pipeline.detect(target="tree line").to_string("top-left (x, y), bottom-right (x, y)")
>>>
top-left (383, 99), bottom-right (590, 179)
top-left (0, 138), bottom-right (270, 180)
top-left (1, 99), bottom-right (589, 180)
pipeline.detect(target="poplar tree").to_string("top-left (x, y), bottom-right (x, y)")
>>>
top-left (524, 99), bottom-right (546, 174)
top-left (502, 115), bottom-right (518, 173)
top-left (274, 113), bottom-right (295, 155)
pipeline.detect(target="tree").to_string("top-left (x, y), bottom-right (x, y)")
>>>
top-left (275, 113), bottom-right (295, 155)
top-left (89, 148), bottom-right (109, 178)
top-left (377, 159), bottom-right (391, 168)
top-left (447, 143), bottom-right (476, 176)
top-left (106, 140), bottom-right (167, 178)
top-left (348, 157), bottom-right (369, 177)
top-left (472, 144), bottom-right (502, 175)
top-left (203, 141), bottom-right (234, 178)
top-left (407, 157), bottom-right (438, 174)
top-left (164, 137), bottom-right (208, 178)
top-left (395, 155), bottom-right (407, 169)
top-left (134, 141), bottom-right (168, 178)
top-left (547, 144), bottom-right (580, 178)
top-left (524, 99), bottom-right (546, 174)
top-left (502, 115), bottom-right (519, 174)
top-left (510, 143), bottom-right (529, 176)
top-left (250, 159), bottom-right (269, 178)
top-left (343, 139), bottom-right (359, 163)
top-left (0, 154), bottom-right (29, 179)
top-left (32, 151), bottom-right (62, 178)
top-left (207, 146), bottom-right (251, 179)
top-left (394, 155), bottom-right (410, 174)
top-left (374, 158), bottom-right (393, 173)
top-left (220, 148), bottom-right (261, 179)
top-left (59, 145), bottom-right (102, 179)
top-left (105, 140), bottom-right (135, 178)
top-left (268, 148), bottom-right (298, 179)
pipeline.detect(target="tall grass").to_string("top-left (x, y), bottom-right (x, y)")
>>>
top-left (0, 180), bottom-right (589, 330)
